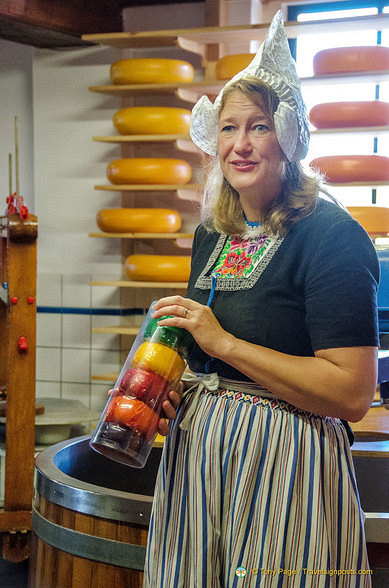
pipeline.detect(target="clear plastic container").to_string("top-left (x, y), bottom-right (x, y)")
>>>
top-left (89, 303), bottom-right (194, 468)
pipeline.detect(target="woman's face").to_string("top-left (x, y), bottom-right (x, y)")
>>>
top-left (217, 90), bottom-right (285, 208)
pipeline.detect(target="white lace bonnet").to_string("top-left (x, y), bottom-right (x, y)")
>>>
top-left (190, 10), bottom-right (310, 162)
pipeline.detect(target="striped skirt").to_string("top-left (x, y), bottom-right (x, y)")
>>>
top-left (143, 386), bottom-right (371, 587)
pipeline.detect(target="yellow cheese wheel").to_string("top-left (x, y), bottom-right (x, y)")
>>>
top-left (215, 54), bottom-right (254, 80)
top-left (313, 46), bottom-right (389, 75)
top-left (347, 206), bottom-right (389, 236)
top-left (125, 254), bottom-right (191, 282)
top-left (310, 155), bottom-right (389, 183)
top-left (113, 107), bottom-right (191, 136)
top-left (310, 101), bottom-right (389, 129)
top-left (132, 342), bottom-right (185, 384)
top-left (106, 158), bottom-right (192, 185)
top-left (110, 58), bottom-right (194, 85)
top-left (96, 209), bottom-right (182, 233)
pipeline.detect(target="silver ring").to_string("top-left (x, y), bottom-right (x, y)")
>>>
top-left (184, 308), bottom-right (189, 317)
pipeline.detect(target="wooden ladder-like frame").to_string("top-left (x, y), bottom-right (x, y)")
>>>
top-left (0, 212), bottom-right (38, 562)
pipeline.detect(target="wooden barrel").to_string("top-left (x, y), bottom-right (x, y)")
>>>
top-left (28, 435), bottom-right (162, 587)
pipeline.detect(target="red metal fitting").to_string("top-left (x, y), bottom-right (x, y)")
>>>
top-left (11, 297), bottom-right (18, 304)
top-left (27, 296), bottom-right (34, 304)
top-left (18, 336), bottom-right (28, 352)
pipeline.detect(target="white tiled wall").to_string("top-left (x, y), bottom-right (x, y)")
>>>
top-left (36, 271), bottom-right (123, 414)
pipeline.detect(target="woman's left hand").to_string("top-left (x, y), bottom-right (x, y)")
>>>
top-left (152, 295), bottom-right (233, 360)
top-left (158, 386), bottom-right (183, 436)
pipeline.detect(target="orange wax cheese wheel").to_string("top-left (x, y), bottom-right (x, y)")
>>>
top-left (132, 341), bottom-right (185, 384)
top-left (96, 209), bottom-right (182, 233)
top-left (110, 58), bottom-right (194, 85)
top-left (347, 206), bottom-right (389, 237)
top-left (215, 54), bottom-right (254, 80)
top-left (310, 155), bottom-right (389, 183)
top-left (310, 101), bottom-right (389, 129)
top-left (113, 107), bottom-right (191, 136)
top-left (125, 254), bottom-right (191, 282)
top-left (106, 158), bottom-right (192, 185)
top-left (313, 46), bottom-right (389, 75)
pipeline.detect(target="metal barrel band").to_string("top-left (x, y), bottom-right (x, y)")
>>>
top-left (31, 506), bottom-right (146, 570)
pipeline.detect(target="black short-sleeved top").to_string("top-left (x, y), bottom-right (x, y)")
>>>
top-left (186, 198), bottom-right (380, 381)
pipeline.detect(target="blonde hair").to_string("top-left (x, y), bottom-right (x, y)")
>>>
top-left (201, 77), bottom-right (323, 237)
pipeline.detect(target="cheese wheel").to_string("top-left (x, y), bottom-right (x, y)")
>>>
top-left (106, 158), bottom-right (192, 185)
top-left (110, 58), bottom-right (194, 85)
top-left (96, 209), bottom-right (181, 233)
top-left (113, 107), bottom-right (191, 136)
top-left (125, 254), bottom-right (191, 282)
top-left (313, 46), bottom-right (389, 75)
top-left (215, 53), bottom-right (254, 80)
top-left (132, 342), bottom-right (185, 384)
top-left (347, 206), bottom-right (389, 236)
top-left (310, 155), bottom-right (389, 183)
top-left (310, 101), bottom-right (389, 129)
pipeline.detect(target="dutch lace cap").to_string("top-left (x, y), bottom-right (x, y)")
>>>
top-left (190, 10), bottom-right (310, 162)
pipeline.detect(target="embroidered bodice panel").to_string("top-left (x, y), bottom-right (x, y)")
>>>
top-left (195, 231), bottom-right (283, 291)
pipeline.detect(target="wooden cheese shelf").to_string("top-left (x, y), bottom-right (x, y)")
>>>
top-left (89, 231), bottom-right (193, 239)
top-left (88, 80), bottom-right (222, 98)
top-left (94, 183), bottom-right (201, 192)
top-left (90, 279), bottom-right (188, 288)
top-left (92, 326), bottom-right (139, 335)
top-left (82, 14), bottom-right (389, 52)
top-left (311, 126), bottom-right (389, 137)
top-left (93, 134), bottom-right (200, 154)
top-left (93, 134), bottom-right (190, 143)
top-left (326, 181), bottom-right (389, 187)
top-left (92, 372), bottom-right (118, 382)
top-left (88, 71), bottom-right (389, 100)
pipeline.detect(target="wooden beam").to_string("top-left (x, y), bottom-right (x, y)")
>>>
top-left (1, 0), bottom-right (123, 34)
top-left (0, 0), bottom-right (123, 47)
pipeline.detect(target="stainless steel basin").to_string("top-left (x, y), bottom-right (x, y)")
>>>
top-left (35, 435), bottom-right (163, 525)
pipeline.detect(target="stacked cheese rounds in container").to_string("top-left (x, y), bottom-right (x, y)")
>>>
top-left (90, 308), bottom-right (194, 467)
top-left (309, 46), bottom-right (389, 185)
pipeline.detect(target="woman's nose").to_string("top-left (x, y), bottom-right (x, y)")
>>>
top-left (234, 130), bottom-right (252, 153)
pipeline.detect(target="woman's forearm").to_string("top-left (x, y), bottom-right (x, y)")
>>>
top-left (215, 334), bottom-right (378, 422)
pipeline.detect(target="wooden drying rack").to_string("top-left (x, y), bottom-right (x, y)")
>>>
top-left (0, 120), bottom-right (38, 562)
top-left (0, 202), bottom-right (38, 562)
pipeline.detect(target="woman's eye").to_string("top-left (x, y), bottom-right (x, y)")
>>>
top-left (254, 124), bottom-right (268, 132)
top-left (220, 125), bottom-right (235, 133)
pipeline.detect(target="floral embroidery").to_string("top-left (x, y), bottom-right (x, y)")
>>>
top-left (194, 230), bottom-right (283, 292)
top-left (212, 234), bottom-right (274, 278)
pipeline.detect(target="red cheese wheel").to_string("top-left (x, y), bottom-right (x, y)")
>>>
top-left (125, 254), bottom-right (191, 282)
top-left (113, 107), bottom-right (191, 135)
top-left (313, 46), bottom-right (389, 75)
top-left (215, 54), bottom-right (255, 80)
top-left (347, 206), bottom-right (389, 236)
top-left (106, 158), bottom-right (192, 185)
top-left (310, 155), bottom-right (389, 183)
top-left (110, 58), bottom-right (194, 85)
top-left (96, 209), bottom-right (182, 233)
top-left (310, 101), bottom-right (389, 129)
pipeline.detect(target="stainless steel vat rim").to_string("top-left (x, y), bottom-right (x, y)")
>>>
top-left (34, 435), bottom-right (153, 525)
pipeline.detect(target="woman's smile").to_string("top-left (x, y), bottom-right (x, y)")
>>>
top-left (230, 159), bottom-right (258, 171)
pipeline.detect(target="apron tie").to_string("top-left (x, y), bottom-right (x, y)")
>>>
top-left (179, 372), bottom-right (220, 430)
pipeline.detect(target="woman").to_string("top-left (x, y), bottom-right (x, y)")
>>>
top-left (145, 12), bottom-right (379, 587)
